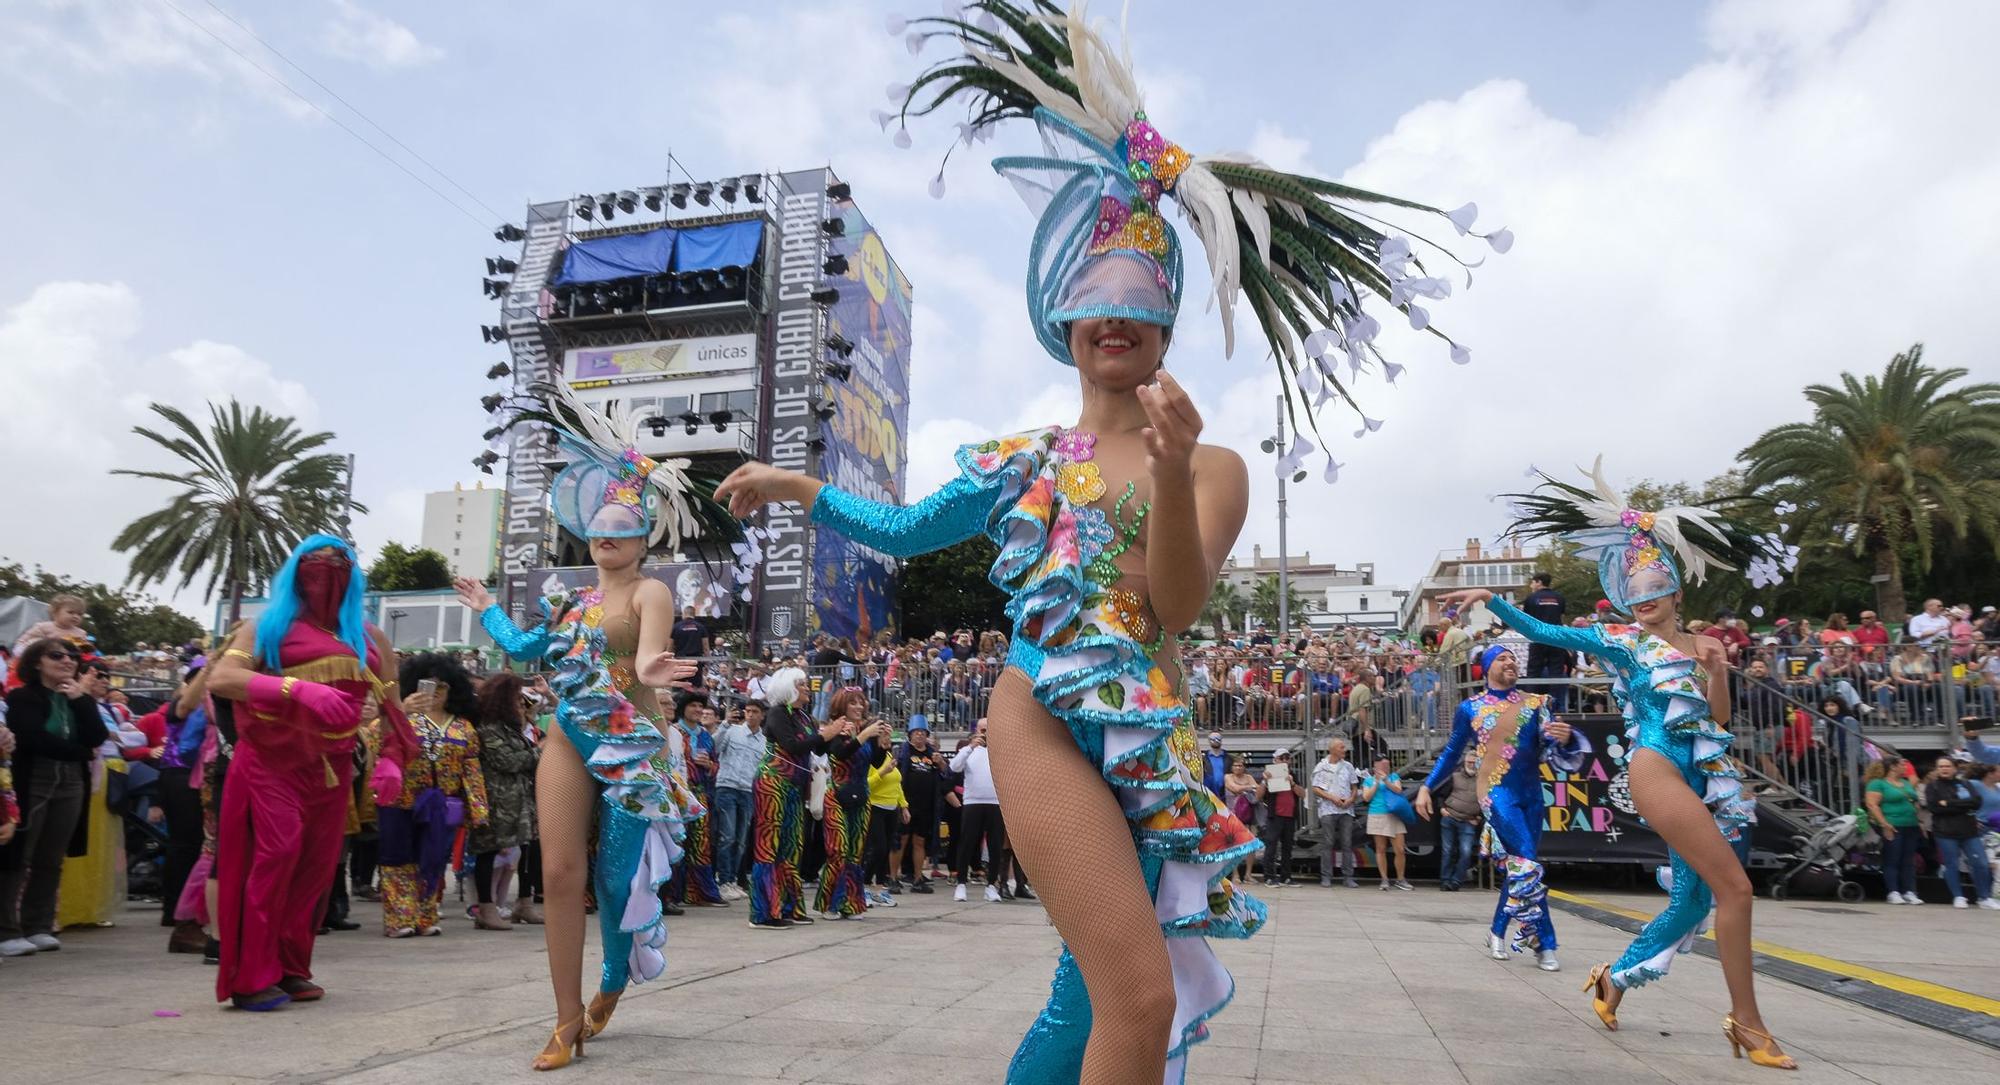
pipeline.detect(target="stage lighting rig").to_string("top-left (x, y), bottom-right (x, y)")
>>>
top-left (807, 437), bottom-right (827, 454)
top-left (641, 187), bottom-right (665, 212)
top-left (482, 425), bottom-right (504, 442)
top-left (719, 178), bottom-right (738, 203)
top-left (824, 334), bottom-right (855, 358)
top-left (708, 410), bottom-right (735, 432)
top-left (679, 410), bottom-right (702, 436)
top-left (693, 182), bottom-right (714, 206)
top-left (810, 287), bottom-right (840, 305)
top-left (827, 181), bottom-right (852, 200)
top-left (821, 218), bottom-right (846, 237)
top-left (486, 257), bottom-right (519, 275)
top-left (480, 393), bottom-right (506, 413)
top-left (486, 362), bottom-right (511, 380)
top-left (617, 191), bottom-right (639, 214)
top-left (473, 450), bottom-right (500, 474)
top-left (482, 278), bottom-right (510, 299)
top-left (823, 254), bottom-right (849, 276)
top-left (645, 415), bottom-right (668, 438)
top-left (480, 325), bottom-right (508, 343)
top-left (810, 399), bottom-right (836, 421)
top-left (741, 175), bottom-right (762, 203)
top-left (822, 360), bottom-right (853, 382)
top-left (574, 197), bottom-right (595, 221)
top-left (669, 183), bottom-right (690, 209)
top-left (495, 224), bottom-right (525, 242)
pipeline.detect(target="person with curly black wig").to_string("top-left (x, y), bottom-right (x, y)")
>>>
top-left (379, 653), bottom-right (488, 937)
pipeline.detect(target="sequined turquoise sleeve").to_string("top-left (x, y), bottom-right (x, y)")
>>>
top-left (809, 474), bottom-right (1002, 559)
top-left (481, 604), bottom-right (552, 663)
top-left (1487, 596), bottom-right (1635, 672)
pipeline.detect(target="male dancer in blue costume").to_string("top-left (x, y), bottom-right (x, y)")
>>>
top-left (1415, 643), bottom-right (1590, 971)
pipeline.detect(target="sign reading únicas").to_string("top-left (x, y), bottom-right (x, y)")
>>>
top-left (565, 333), bottom-right (757, 388)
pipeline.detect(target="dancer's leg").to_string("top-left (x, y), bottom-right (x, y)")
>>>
top-left (986, 673), bottom-right (1173, 1085)
top-left (536, 729), bottom-right (598, 1025)
top-left (1619, 750), bottom-right (1780, 1051)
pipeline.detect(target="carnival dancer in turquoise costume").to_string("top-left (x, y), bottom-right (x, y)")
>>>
top-left (1415, 644), bottom-right (1590, 971)
top-left (721, 4), bottom-right (1502, 1077)
top-left (460, 384), bottom-right (739, 1071)
top-left (1442, 458), bottom-right (1800, 1070)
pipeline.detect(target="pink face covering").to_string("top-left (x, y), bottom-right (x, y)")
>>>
top-left (296, 552), bottom-right (351, 629)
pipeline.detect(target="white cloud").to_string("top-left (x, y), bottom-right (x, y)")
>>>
top-left (319, 0), bottom-right (441, 69)
top-left (0, 281), bottom-right (320, 619)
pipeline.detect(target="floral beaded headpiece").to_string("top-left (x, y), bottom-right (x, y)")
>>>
top-left (882, 1), bottom-right (1510, 481)
top-left (1501, 457), bottom-right (1792, 615)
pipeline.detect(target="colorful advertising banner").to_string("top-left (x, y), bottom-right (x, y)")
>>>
top-left (565, 333), bottom-right (757, 388)
top-left (808, 190), bottom-right (913, 646)
top-left (1528, 714), bottom-right (1667, 865)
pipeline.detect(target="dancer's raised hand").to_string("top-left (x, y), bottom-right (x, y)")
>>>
top-left (715, 462), bottom-right (821, 519)
top-left (1137, 370), bottom-right (1202, 481)
top-left (455, 576), bottom-right (495, 613)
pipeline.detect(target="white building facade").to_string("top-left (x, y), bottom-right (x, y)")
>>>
top-left (421, 483), bottom-right (506, 581)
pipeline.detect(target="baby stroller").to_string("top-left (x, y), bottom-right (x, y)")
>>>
top-left (1766, 813), bottom-right (1866, 903)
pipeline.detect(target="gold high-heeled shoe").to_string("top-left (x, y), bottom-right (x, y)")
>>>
top-left (1723, 1014), bottom-right (1798, 1070)
top-left (1581, 963), bottom-right (1618, 1031)
top-left (531, 1016), bottom-right (586, 1071)
top-left (584, 992), bottom-right (619, 1039)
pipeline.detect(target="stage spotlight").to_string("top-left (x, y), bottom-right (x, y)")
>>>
top-left (481, 425), bottom-right (503, 442)
top-left (697, 270), bottom-right (722, 292)
top-left (486, 362), bottom-right (512, 380)
top-left (474, 449), bottom-right (500, 468)
top-left (741, 175), bottom-right (762, 203)
top-left (807, 436), bottom-right (827, 454)
top-left (480, 393), bottom-right (506, 413)
top-left (820, 218), bottom-right (846, 237)
top-left (669, 183), bottom-right (690, 209)
top-left (615, 191), bottom-right (637, 214)
top-left (822, 360), bottom-right (853, 382)
top-left (718, 267), bottom-right (743, 290)
top-left (810, 287), bottom-right (839, 305)
top-left (827, 182), bottom-right (852, 200)
top-left (822, 254), bottom-right (849, 276)
top-left (480, 325), bottom-right (508, 343)
top-left (486, 257), bottom-right (519, 275)
top-left (483, 278), bottom-right (510, 299)
top-left (810, 399), bottom-right (836, 421)
top-left (673, 272), bottom-right (699, 295)
top-left (646, 415), bottom-right (668, 438)
top-left (693, 182), bottom-right (714, 206)
top-left (709, 410), bottom-right (734, 432)
top-left (679, 410), bottom-right (702, 436)
top-left (720, 179), bottom-right (739, 203)
top-left (574, 197), bottom-right (595, 221)
top-left (824, 334), bottom-right (855, 358)
top-left (641, 187), bottom-right (665, 212)
top-left (495, 224), bottom-right (525, 242)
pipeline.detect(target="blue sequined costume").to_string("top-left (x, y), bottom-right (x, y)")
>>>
top-left (1423, 664), bottom-right (1591, 953)
top-left (1485, 596), bottom-right (1749, 989)
top-left (481, 589), bottom-right (700, 994)
top-left (812, 426), bottom-right (1266, 1085)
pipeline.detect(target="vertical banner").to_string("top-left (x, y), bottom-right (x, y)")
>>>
top-left (810, 191), bottom-right (912, 646)
top-left (755, 169), bottom-right (829, 649)
top-left (498, 200), bottom-right (571, 617)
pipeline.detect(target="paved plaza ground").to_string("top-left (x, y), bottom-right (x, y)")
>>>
top-left (10, 878), bottom-right (2000, 1084)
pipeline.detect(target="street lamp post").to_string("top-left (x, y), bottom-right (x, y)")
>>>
top-left (1258, 395), bottom-right (1305, 639)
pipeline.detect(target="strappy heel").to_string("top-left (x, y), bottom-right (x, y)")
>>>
top-left (1724, 1014), bottom-right (1798, 1070)
top-left (1582, 963), bottom-right (1618, 1031)
top-left (584, 992), bottom-right (619, 1038)
top-left (532, 1015), bottom-right (586, 1071)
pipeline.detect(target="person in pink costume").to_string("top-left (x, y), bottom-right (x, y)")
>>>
top-left (204, 535), bottom-right (418, 1011)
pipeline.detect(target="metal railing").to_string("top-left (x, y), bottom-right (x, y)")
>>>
top-left (1727, 638), bottom-right (2000, 731)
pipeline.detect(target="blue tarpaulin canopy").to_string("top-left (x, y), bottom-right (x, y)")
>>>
top-left (552, 228), bottom-right (675, 286)
top-left (674, 220), bottom-right (763, 273)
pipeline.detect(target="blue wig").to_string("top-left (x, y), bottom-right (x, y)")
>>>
top-left (254, 534), bottom-right (369, 671)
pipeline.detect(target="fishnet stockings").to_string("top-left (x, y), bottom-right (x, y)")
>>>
top-left (1624, 749), bottom-right (1772, 1038)
top-left (536, 727), bottom-right (601, 1020)
top-left (987, 671), bottom-right (1174, 1085)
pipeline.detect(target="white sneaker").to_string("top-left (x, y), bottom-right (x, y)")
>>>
top-left (1887, 892), bottom-right (1907, 905)
top-left (984, 884), bottom-right (1003, 902)
top-left (953, 884), bottom-right (967, 902)
top-left (26, 934), bottom-right (60, 952)
top-left (1955, 897), bottom-right (1970, 909)
top-left (1978, 899), bottom-right (2000, 910)
top-left (1908, 894), bottom-right (1924, 905)
top-left (0, 938), bottom-right (36, 957)
top-left (1537, 950), bottom-right (1561, 972)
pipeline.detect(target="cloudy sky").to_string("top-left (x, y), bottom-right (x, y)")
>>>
top-left (3, 0), bottom-right (1995, 621)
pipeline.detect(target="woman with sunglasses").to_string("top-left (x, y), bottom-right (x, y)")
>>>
top-left (0, 639), bottom-right (110, 957)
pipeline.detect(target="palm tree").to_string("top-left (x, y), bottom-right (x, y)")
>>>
top-left (1739, 345), bottom-right (2000, 622)
top-left (1249, 573), bottom-right (1311, 633)
top-left (1202, 580), bottom-right (1246, 636)
top-left (113, 401), bottom-right (361, 622)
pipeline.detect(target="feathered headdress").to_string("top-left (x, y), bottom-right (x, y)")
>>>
top-left (881, 1), bottom-right (1510, 471)
top-left (1501, 457), bottom-right (1792, 614)
top-left (497, 383), bottom-right (738, 552)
